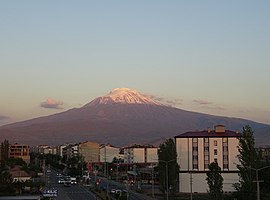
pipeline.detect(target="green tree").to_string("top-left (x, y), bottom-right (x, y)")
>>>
top-left (0, 171), bottom-right (15, 195)
top-left (0, 139), bottom-right (9, 166)
top-left (158, 138), bottom-right (179, 196)
top-left (235, 125), bottom-right (259, 200)
top-left (206, 161), bottom-right (223, 200)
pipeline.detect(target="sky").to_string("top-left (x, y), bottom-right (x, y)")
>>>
top-left (0, 1), bottom-right (270, 125)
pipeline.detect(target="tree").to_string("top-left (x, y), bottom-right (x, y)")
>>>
top-left (158, 138), bottom-right (179, 196)
top-left (235, 125), bottom-right (259, 200)
top-left (0, 171), bottom-right (15, 195)
top-left (206, 161), bottom-right (223, 200)
top-left (0, 139), bottom-right (9, 166)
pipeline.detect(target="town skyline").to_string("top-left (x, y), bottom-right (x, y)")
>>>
top-left (1, 1), bottom-right (270, 126)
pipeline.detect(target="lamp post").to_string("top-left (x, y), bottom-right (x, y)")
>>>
top-left (247, 165), bottom-right (270, 200)
top-left (159, 159), bottom-right (176, 200)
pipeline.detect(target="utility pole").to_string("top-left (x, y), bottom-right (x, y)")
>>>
top-left (248, 165), bottom-right (270, 200)
top-left (104, 144), bottom-right (109, 198)
top-left (190, 172), bottom-right (193, 200)
top-left (159, 159), bottom-right (176, 200)
top-left (166, 162), bottom-right (169, 200)
top-left (151, 163), bottom-right (155, 198)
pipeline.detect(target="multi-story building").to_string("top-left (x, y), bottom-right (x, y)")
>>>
top-left (78, 141), bottom-right (100, 163)
top-left (175, 125), bottom-right (241, 193)
top-left (9, 143), bottom-right (30, 164)
top-left (99, 144), bottom-right (121, 163)
top-left (65, 144), bottom-right (79, 159)
top-left (37, 145), bottom-right (57, 155)
top-left (57, 144), bottom-right (67, 157)
top-left (123, 145), bottom-right (158, 164)
top-left (256, 145), bottom-right (270, 162)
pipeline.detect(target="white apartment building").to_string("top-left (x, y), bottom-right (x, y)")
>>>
top-left (66, 144), bottom-right (79, 158)
top-left (175, 125), bottom-right (241, 193)
top-left (37, 145), bottom-right (57, 155)
top-left (123, 145), bottom-right (158, 164)
top-left (57, 144), bottom-right (67, 157)
top-left (99, 144), bottom-right (121, 163)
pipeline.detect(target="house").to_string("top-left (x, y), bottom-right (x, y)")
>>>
top-left (9, 165), bottom-right (31, 182)
top-left (175, 125), bottom-right (241, 193)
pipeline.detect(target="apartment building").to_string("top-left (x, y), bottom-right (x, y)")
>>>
top-left (9, 143), bottom-right (30, 164)
top-left (123, 145), bottom-right (158, 164)
top-left (175, 125), bottom-right (241, 193)
top-left (99, 144), bottom-right (122, 163)
top-left (78, 141), bottom-right (100, 163)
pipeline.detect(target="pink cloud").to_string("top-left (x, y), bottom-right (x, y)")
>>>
top-left (193, 99), bottom-right (226, 111)
top-left (144, 93), bottom-right (183, 107)
top-left (40, 98), bottom-right (64, 109)
top-left (193, 99), bottom-right (213, 105)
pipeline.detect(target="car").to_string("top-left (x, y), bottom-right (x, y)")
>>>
top-left (110, 189), bottom-right (116, 194)
top-left (58, 178), bottom-right (65, 184)
top-left (116, 190), bottom-right (122, 194)
top-left (70, 177), bottom-right (77, 185)
top-left (64, 180), bottom-right (71, 187)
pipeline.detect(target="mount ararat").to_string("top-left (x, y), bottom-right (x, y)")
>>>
top-left (0, 88), bottom-right (269, 146)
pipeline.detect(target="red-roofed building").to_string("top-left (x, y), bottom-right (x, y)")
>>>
top-left (175, 125), bottom-right (241, 193)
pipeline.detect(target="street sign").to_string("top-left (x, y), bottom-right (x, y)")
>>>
top-left (43, 189), bottom-right (58, 197)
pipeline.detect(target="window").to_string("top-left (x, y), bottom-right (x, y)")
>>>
top-left (204, 147), bottom-right (209, 151)
top-left (223, 164), bottom-right (229, 169)
top-left (192, 147), bottom-right (198, 152)
top-left (214, 158), bottom-right (217, 163)
top-left (193, 164), bottom-right (198, 170)
top-left (204, 138), bottom-right (209, 143)
top-left (193, 155), bottom-right (198, 160)
top-left (214, 149), bottom-right (217, 155)
top-left (192, 138), bottom-right (198, 142)
top-left (214, 140), bottom-right (217, 146)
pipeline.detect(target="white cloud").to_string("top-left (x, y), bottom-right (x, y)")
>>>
top-left (40, 98), bottom-right (64, 109)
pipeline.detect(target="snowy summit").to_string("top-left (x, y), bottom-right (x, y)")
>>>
top-left (85, 88), bottom-right (163, 107)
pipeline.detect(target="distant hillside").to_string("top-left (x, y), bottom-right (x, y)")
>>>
top-left (0, 88), bottom-right (269, 146)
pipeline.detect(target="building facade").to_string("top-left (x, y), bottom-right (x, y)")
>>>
top-left (78, 141), bottom-right (100, 163)
top-left (9, 143), bottom-right (30, 164)
top-left (123, 145), bottom-right (158, 164)
top-left (175, 125), bottom-right (240, 193)
top-left (99, 144), bottom-right (121, 163)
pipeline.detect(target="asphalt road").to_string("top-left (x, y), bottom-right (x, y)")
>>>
top-left (45, 170), bottom-right (99, 200)
top-left (97, 176), bottom-right (157, 200)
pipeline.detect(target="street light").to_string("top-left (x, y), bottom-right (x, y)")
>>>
top-left (159, 159), bottom-right (176, 200)
top-left (247, 165), bottom-right (270, 200)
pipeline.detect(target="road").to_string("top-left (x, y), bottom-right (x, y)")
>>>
top-left (45, 170), bottom-right (99, 200)
top-left (97, 176), bottom-right (157, 200)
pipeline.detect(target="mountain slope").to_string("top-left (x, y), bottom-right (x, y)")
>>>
top-left (0, 88), bottom-right (269, 146)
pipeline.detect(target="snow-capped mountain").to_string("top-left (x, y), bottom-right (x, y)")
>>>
top-left (84, 88), bottom-right (163, 107)
top-left (0, 88), bottom-right (269, 146)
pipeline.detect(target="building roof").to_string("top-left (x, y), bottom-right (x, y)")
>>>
top-left (175, 129), bottom-right (241, 138)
